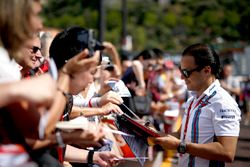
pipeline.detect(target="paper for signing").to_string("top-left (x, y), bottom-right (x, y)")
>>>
top-left (107, 80), bottom-right (131, 97)
top-left (115, 119), bottom-right (148, 166)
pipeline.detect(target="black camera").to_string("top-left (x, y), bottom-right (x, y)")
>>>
top-left (87, 29), bottom-right (95, 57)
top-left (49, 26), bottom-right (105, 69)
top-left (87, 29), bottom-right (104, 63)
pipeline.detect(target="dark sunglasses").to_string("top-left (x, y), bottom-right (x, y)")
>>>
top-left (104, 65), bottom-right (115, 72)
top-left (31, 46), bottom-right (41, 54)
top-left (179, 66), bottom-right (204, 78)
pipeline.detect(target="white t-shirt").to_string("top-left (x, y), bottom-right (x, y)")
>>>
top-left (179, 80), bottom-right (241, 167)
top-left (0, 47), bottom-right (21, 83)
top-left (73, 94), bottom-right (88, 107)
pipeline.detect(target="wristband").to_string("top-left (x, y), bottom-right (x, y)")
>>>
top-left (91, 97), bottom-right (101, 107)
top-left (55, 131), bottom-right (65, 148)
top-left (87, 150), bottom-right (94, 166)
top-left (88, 98), bottom-right (93, 107)
top-left (88, 97), bottom-right (101, 108)
top-left (38, 111), bottom-right (49, 140)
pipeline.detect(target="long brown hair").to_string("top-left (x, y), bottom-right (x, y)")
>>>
top-left (0, 0), bottom-right (37, 58)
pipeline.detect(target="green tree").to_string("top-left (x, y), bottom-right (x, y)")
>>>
top-left (42, 0), bottom-right (250, 53)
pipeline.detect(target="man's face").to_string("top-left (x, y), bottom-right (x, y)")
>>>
top-left (223, 64), bottom-right (233, 78)
top-left (179, 55), bottom-right (206, 92)
top-left (143, 59), bottom-right (156, 70)
top-left (22, 37), bottom-right (42, 70)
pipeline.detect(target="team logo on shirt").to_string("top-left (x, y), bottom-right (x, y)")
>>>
top-left (220, 109), bottom-right (237, 113)
top-left (221, 115), bottom-right (235, 119)
top-left (219, 109), bottom-right (237, 119)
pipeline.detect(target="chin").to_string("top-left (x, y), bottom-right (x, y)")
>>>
top-left (186, 84), bottom-right (194, 91)
top-left (29, 66), bottom-right (36, 70)
top-left (72, 90), bottom-right (79, 95)
top-left (75, 87), bottom-right (86, 95)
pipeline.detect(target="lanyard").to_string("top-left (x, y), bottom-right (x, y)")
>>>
top-left (183, 95), bottom-right (206, 141)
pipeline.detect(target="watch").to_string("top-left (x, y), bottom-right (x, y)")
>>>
top-left (87, 150), bottom-right (95, 166)
top-left (177, 141), bottom-right (187, 154)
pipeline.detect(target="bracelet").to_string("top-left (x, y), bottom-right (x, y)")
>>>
top-left (55, 131), bottom-right (65, 148)
top-left (88, 97), bottom-right (101, 108)
top-left (61, 69), bottom-right (74, 79)
top-left (87, 150), bottom-right (94, 166)
top-left (88, 98), bottom-right (93, 107)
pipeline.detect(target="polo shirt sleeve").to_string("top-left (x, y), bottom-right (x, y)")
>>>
top-left (212, 101), bottom-right (241, 137)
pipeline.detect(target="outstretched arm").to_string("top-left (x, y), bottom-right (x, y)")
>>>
top-left (152, 133), bottom-right (237, 162)
top-left (102, 42), bottom-right (122, 76)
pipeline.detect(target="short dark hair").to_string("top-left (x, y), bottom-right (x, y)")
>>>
top-left (152, 48), bottom-right (164, 58)
top-left (182, 43), bottom-right (221, 78)
top-left (222, 58), bottom-right (233, 66)
top-left (133, 49), bottom-right (156, 60)
top-left (49, 26), bottom-right (104, 69)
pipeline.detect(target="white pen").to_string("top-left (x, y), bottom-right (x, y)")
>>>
top-left (103, 127), bottom-right (134, 137)
top-left (115, 157), bottom-right (149, 161)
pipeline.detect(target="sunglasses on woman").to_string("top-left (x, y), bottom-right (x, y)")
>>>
top-left (179, 66), bottom-right (204, 78)
top-left (31, 46), bottom-right (41, 54)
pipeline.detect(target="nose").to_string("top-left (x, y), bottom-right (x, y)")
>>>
top-left (34, 51), bottom-right (43, 64)
top-left (180, 72), bottom-right (185, 80)
top-left (35, 50), bottom-right (42, 58)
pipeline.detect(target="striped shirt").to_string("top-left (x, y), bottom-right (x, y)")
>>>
top-left (179, 80), bottom-right (241, 167)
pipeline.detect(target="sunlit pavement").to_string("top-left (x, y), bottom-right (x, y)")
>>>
top-left (226, 116), bottom-right (250, 167)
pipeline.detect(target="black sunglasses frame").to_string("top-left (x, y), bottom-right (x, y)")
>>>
top-left (179, 66), bottom-right (204, 78)
top-left (104, 64), bottom-right (115, 72)
top-left (31, 46), bottom-right (41, 54)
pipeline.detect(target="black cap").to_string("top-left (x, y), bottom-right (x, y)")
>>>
top-left (49, 26), bottom-right (104, 69)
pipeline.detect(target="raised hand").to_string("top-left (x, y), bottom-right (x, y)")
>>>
top-left (62, 49), bottom-right (100, 77)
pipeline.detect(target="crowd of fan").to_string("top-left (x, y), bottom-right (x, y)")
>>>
top-left (0, 1), bottom-right (248, 167)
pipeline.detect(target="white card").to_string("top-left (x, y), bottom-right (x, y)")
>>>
top-left (107, 80), bottom-right (131, 97)
top-left (48, 58), bottom-right (58, 80)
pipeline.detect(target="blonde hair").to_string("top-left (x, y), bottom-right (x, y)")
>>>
top-left (0, 0), bottom-right (38, 58)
